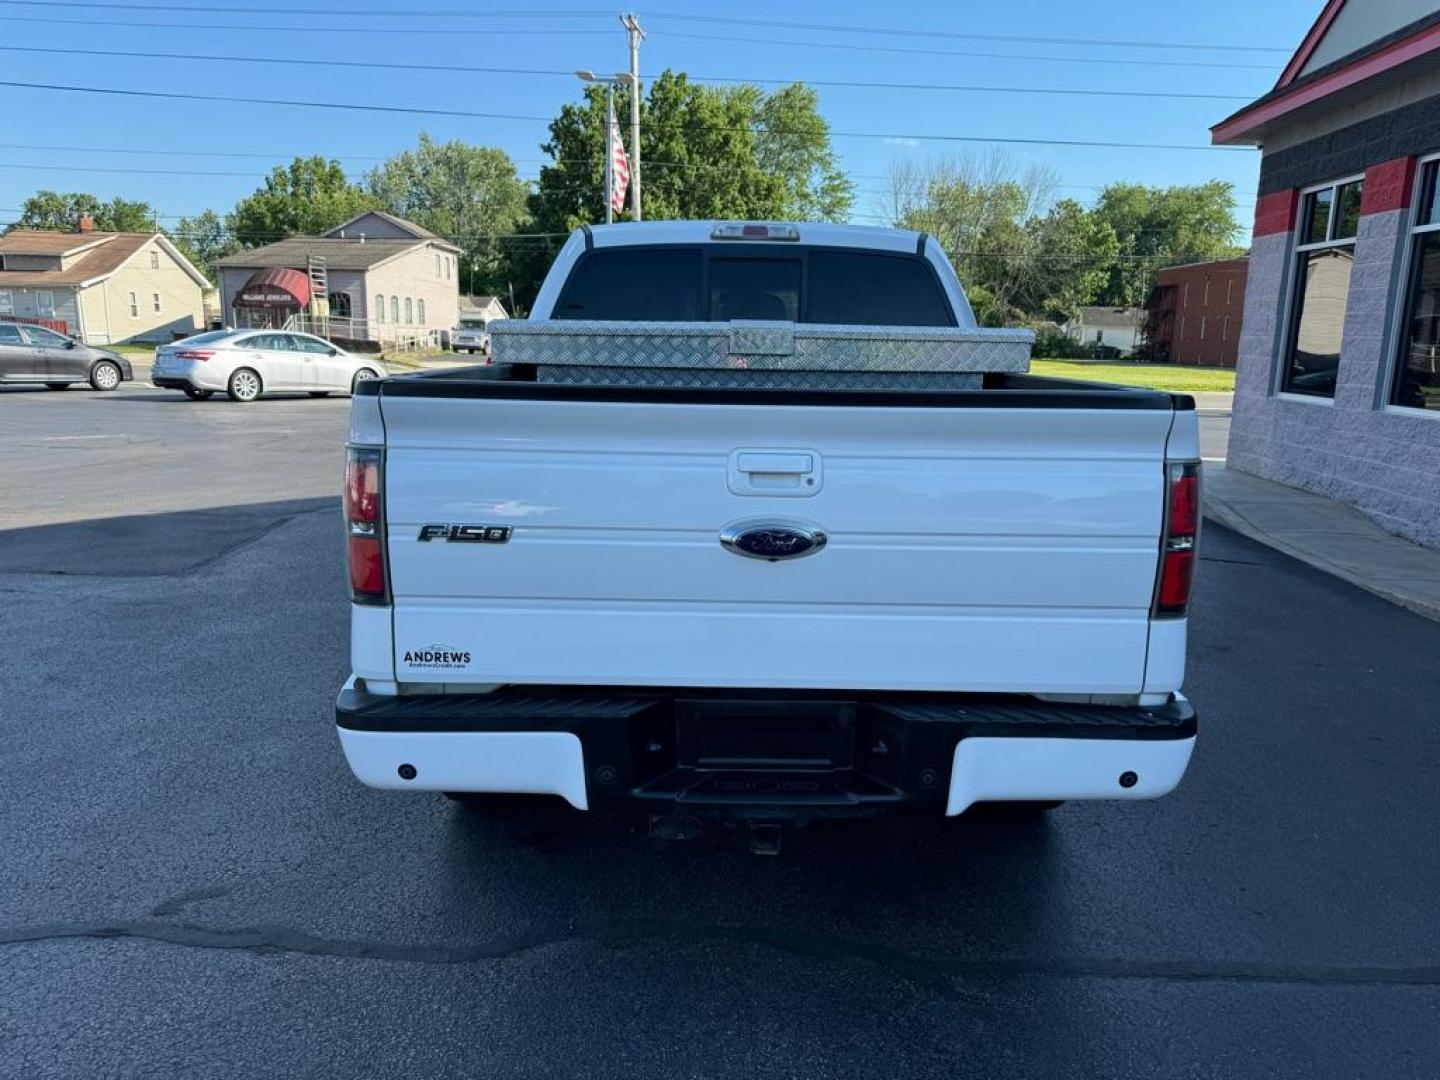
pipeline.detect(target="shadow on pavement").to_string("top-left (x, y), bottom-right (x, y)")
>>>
top-left (0, 497), bottom-right (336, 575)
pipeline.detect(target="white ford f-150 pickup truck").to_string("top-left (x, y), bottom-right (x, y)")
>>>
top-left (336, 221), bottom-right (1199, 835)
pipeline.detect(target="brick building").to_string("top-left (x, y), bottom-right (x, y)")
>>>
top-left (1212, 0), bottom-right (1440, 548)
top-left (1142, 258), bottom-right (1249, 367)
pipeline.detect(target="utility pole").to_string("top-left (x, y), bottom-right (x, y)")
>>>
top-left (620, 12), bottom-right (645, 221)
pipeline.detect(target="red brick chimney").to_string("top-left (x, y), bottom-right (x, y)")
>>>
top-left (78, 214), bottom-right (95, 233)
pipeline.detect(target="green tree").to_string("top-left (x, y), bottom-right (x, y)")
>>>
top-left (365, 133), bottom-right (529, 295)
top-left (228, 157), bottom-right (375, 248)
top-left (754, 83), bottom-right (853, 223)
top-left (520, 71), bottom-right (852, 305)
top-left (168, 209), bottom-right (236, 282)
top-left (1015, 199), bottom-right (1120, 323)
top-left (530, 70), bottom-right (852, 232)
top-left (888, 154), bottom-right (1060, 324)
top-left (1090, 181), bottom-right (1242, 306)
top-left (16, 191), bottom-right (157, 232)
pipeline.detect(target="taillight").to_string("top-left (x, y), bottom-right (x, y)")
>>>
top-left (1154, 461), bottom-right (1201, 617)
top-left (175, 349), bottom-right (214, 361)
top-left (345, 447), bottom-right (387, 604)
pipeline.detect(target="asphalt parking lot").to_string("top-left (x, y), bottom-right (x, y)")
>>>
top-left (2, 382), bottom-right (1437, 1079)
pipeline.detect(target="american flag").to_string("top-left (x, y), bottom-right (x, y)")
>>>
top-left (608, 100), bottom-right (630, 214)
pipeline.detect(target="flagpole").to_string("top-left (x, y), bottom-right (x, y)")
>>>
top-left (603, 83), bottom-right (614, 226)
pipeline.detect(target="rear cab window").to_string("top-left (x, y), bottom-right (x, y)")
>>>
top-left (554, 246), bottom-right (954, 326)
top-left (556, 248), bottom-right (703, 321)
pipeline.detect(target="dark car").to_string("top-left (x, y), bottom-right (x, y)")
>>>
top-left (0, 321), bottom-right (133, 391)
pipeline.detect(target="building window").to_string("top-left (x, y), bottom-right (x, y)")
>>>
top-left (0, 288), bottom-right (12, 314)
top-left (445, 257), bottom-right (452, 281)
top-left (150, 250), bottom-right (159, 270)
top-left (1392, 158), bottom-right (1440, 411)
top-left (390, 295), bottom-right (400, 323)
top-left (128, 291), bottom-right (139, 318)
top-left (374, 293), bottom-right (385, 323)
top-left (404, 297), bottom-right (413, 324)
top-left (37, 290), bottom-right (55, 316)
top-left (417, 298), bottom-right (426, 324)
top-left (328, 291), bottom-right (352, 319)
top-left (1282, 177), bottom-right (1363, 398)
top-left (435, 253), bottom-right (442, 276)
top-left (153, 292), bottom-right (162, 314)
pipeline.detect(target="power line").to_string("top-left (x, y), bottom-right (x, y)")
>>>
top-left (0, 44), bottom-right (1258, 102)
top-left (0, 0), bottom-right (611, 15)
top-left (660, 31), bottom-right (1281, 72)
top-left (0, 142), bottom-right (1262, 197)
top-left (0, 78), bottom-right (551, 122)
top-left (0, 141), bottom-right (384, 161)
top-left (0, 79), bottom-right (1255, 151)
top-left (2, 1), bottom-right (1286, 53)
top-left (0, 220), bottom-right (1244, 260)
top-left (0, 161), bottom-right (267, 177)
top-left (645, 11), bottom-right (1290, 54)
top-left (0, 220), bottom-right (575, 242)
top-left (0, 13), bottom-right (613, 36)
top-left (693, 74), bottom-right (1254, 102)
top-left (0, 15), bottom-right (1284, 71)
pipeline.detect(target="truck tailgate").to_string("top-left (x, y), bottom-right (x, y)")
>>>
top-left (378, 392), bottom-right (1173, 694)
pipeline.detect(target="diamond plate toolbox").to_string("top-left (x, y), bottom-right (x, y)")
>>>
top-left (489, 319), bottom-right (1033, 378)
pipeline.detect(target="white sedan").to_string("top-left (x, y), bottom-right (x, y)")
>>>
top-left (151, 329), bottom-right (385, 402)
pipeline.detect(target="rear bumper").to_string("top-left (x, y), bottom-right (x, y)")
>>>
top-left (153, 367), bottom-right (223, 391)
top-left (336, 681), bottom-right (1196, 819)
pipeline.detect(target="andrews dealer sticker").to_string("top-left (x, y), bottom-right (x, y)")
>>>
top-left (403, 645), bottom-right (472, 670)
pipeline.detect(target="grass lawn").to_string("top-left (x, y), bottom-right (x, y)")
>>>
top-left (380, 349), bottom-right (483, 369)
top-left (110, 343), bottom-right (157, 357)
top-left (1030, 359), bottom-right (1235, 393)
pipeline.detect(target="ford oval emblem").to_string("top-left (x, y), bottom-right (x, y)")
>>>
top-left (720, 520), bottom-right (828, 562)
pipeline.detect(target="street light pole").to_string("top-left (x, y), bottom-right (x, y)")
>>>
top-left (576, 70), bottom-right (617, 226)
top-left (603, 79), bottom-right (615, 225)
top-left (620, 12), bottom-right (644, 222)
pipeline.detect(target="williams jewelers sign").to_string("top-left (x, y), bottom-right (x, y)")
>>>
top-left (237, 286), bottom-right (302, 307)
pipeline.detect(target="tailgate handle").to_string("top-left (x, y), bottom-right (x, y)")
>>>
top-left (737, 453), bottom-right (812, 475)
top-left (728, 449), bottom-right (822, 497)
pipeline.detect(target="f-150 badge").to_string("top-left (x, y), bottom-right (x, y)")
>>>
top-left (417, 524), bottom-right (512, 543)
top-left (720, 520), bottom-right (827, 562)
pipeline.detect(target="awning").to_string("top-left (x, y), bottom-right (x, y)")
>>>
top-left (235, 267), bottom-right (311, 308)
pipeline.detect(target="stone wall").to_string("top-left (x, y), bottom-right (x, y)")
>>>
top-left (1227, 150), bottom-right (1440, 548)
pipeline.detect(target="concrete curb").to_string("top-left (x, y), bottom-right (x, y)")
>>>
top-left (1203, 465), bottom-right (1440, 623)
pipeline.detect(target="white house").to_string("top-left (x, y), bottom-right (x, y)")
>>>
top-left (0, 224), bottom-right (209, 344)
top-left (458, 294), bottom-right (509, 324)
top-left (1064, 306), bottom-right (1144, 356)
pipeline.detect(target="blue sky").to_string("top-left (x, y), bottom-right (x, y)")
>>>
top-left (0, 0), bottom-right (1320, 237)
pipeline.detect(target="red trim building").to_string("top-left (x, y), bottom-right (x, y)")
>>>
top-left (1211, 0), bottom-right (1440, 548)
top-left (1143, 258), bottom-right (1249, 368)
